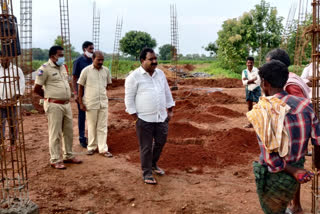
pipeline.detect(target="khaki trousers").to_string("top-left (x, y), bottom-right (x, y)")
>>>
top-left (86, 107), bottom-right (109, 153)
top-left (44, 101), bottom-right (74, 163)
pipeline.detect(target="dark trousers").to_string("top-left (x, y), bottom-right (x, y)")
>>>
top-left (136, 118), bottom-right (169, 177)
top-left (77, 102), bottom-right (86, 142)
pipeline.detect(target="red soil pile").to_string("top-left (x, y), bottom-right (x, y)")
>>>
top-left (108, 128), bottom-right (138, 154)
top-left (168, 122), bottom-right (209, 138)
top-left (112, 110), bottom-right (131, 120)
top-left (127, 127), bottom-right (258, 171)
top-left (207, 91), bottom-right (239, 104)
top-left (174, 100), bottom-right (198, 111)
top-left (110, 79), bottom-right (125, 88)
top-left (173, 112), bottom-right (224, 124)
top-left (182, 64), bottom-right (195, 71)
top-left (179, 78), bottom-right (242, 88)
top-left (207, 106), bottom-right (243, 118)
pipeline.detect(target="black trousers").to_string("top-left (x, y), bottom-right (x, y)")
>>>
top-left (136, 118), bottom-right (169, 177)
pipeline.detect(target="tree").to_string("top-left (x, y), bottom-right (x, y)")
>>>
top-left (120, 31), bottom-right (157, 60)
top-left (215, 0), bottom-right (284, 73)
top-left (158, 44), bottom-right (172, 60)
top-left (204, 42), bottom-right (218, 56)
top-left (53, 35), bottom-right (80, 60)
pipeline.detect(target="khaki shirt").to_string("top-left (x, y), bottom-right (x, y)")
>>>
top-left (35, 59), bottom-right (71, 100)
top-left (77, 64), bottom-right (112, 110)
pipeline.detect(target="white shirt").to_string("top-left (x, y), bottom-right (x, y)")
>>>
top-left (125, 66), bottom-right (175, 123)
top-left (242, 67), bottom-right (261, 91)
top-left (0, 64), bottom-right (25, 100)
top-left (301, 63), bottom-right (314, 98)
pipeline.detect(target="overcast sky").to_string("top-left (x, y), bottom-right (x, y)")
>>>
top-left (13, 0), bottom-right (297, 55)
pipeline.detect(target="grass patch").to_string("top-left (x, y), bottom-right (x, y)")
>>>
top-left (192, 61), bottom-right (241, 79)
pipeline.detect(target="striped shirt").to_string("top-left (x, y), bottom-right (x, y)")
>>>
top-left (258, 91), bottom-right (320, 172)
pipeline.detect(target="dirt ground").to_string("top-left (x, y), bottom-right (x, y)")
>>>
top-left (22, 77), bottom-right (315, 214)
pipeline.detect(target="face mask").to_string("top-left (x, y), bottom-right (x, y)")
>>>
top-left (56, 57), bottom-right (65, 66)
top-left (85, 50), bottom-right (93, 58)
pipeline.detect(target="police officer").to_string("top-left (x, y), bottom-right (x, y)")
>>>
top-left (34, 45), bottom-right (82, 169)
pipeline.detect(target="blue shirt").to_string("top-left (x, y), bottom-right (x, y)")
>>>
top-left (72, 55), bottom-right (92, 92)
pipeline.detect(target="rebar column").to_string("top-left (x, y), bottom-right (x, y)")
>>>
top-left (19, 0), bottom-right (33, 107)
top-left (0, 0), bottom-right (37, 213)
top-left (311, 1), bottom-right (320, 213)
top-left (111, 17), bottom-right (123, 79)
top-left (92, 1), bottom-right (100, 51)
top-left (170, 4), bottom-right (179, 91)
top-left (59, 0), bottom-right (72, 75)
top-left (294, 0), bottom-right (309, 72)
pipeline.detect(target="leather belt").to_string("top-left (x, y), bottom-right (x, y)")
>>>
top-left (45, 98), bottom-right (69, 104)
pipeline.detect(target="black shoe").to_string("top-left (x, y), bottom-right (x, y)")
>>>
top-left (79, 137), bottom-right (88, 148)
top-left (80, 142), bottom-right (87, 148)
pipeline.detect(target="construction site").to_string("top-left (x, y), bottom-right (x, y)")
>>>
top-left (0, 0), bottom-right (320, 213)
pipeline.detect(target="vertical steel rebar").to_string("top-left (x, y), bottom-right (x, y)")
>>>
top-left (170, 4), bottom-right (179, 90)
top-left (111, 17), bottom-right (123, 79)
top-left (59, 0), bottom-right (72, 76)
top-left (0, 0), bottom-right (29, 209)
top-left (19, 0), bottom-right (32, 106)
top-left (92, 1), bottom-right (100, 51)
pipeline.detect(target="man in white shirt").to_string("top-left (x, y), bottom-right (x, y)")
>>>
top-left (242, 56), bottom-right (261, 128)
top-left (125, 48), bottom-right (175, 185)
top-left (0, 56), bottom-right (25, 152)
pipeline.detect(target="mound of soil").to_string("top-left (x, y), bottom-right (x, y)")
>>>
top-left (128, 127), bottom-right (258, 171)
top-left (168, 122), bottom-right (209, 138)
top-left (179, 78), bottom-right (242, 88)
top-left (207, 91), bottom-right (239, 104)
top-left (173, 112), bottom-right (224, 124)
top-left (207, 106), bottom-right (243, 118)
top-left (112, 110), bottom-right (131, 120)
top-left (174, 100), bottom-right (198, 111)
top-left (110, 79), bottom-right (125, 88)
top-left (108, 128), bottom-right (138, 154)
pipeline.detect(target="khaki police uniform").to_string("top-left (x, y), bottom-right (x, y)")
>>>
top-left (77, 64), bottom-right (112, 153)
top-left (35, 59), bottom-right (74, 164)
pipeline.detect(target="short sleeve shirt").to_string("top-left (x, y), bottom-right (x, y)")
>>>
top-left (35, 59), bottom-right (71, 100)
top-left (77, 65), bottom-right (112, 110)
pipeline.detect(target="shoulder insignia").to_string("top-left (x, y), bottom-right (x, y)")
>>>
top-left (38, 70), bottom-right (44, 76)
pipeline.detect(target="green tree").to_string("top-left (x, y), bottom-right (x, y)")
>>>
top-left (215, 0), bottom-right (284, 73)
top-left (120, 31), bottom-right (157, 60)
top-left (159, 44), bottom-right (172, 60)
top-left (204, 42), bottom-right (218, 56)
top-left (53, 35), bottom-right (80, 60)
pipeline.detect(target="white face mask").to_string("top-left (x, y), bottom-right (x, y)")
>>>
top-left (85, 50), bottom-right (93, 58)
